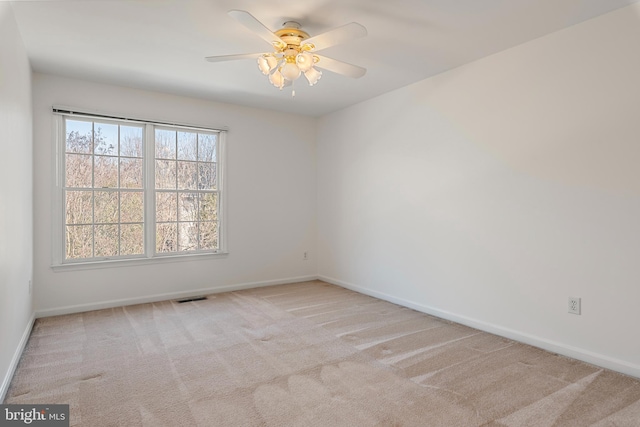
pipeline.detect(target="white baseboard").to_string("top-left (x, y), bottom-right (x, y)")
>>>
top-left (1, 313), bottom-right (35, 403)
top-left (319, 275), bottom-right (640, 380)
top-left (36, 275), bottom-right (319, 318)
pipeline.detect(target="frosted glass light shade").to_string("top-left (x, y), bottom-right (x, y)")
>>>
top-left (281, 62), bottom-right (301, 80)
top-left (269, 69), bottom-right (285, 88)
top-left (303, 67), bottom-right (322, 86)
top-left (257, 55), bottom-right (277, 75)
top-left (257, 57), bottom-right (269, 75)
top-left (296, 52), bottom-right (314, 72)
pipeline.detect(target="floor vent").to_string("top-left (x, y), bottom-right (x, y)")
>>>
top-left (176, 296), bottom-right (208, 303)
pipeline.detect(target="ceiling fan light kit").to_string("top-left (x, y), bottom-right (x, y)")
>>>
top-left (206, 10), bottom-right (367, 96)
top-left (264, 23), bottom-right (321, 89)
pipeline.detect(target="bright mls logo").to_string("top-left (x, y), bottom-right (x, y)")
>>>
top-left (0, 405), bottom-right (69, 427)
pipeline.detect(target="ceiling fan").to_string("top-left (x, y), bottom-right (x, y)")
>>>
top-left (205, 10), bottom-right (367, 93)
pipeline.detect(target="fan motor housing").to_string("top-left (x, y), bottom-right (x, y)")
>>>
top-left (275, 22), bottom-right (309, 47)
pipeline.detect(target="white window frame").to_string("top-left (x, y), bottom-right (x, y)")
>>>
top-left (51, 109), bottom-right (228, 271)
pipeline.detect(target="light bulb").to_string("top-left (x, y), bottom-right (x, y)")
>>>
top-left (281, 62), bottom-right (301, 81)
top-left (296, 52), bottom-right (314, 72)
top-left (303, 67), bottom-right (322, 86)
top-left (269, 69), bottom-right (285, 89)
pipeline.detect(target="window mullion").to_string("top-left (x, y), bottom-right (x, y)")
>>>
top-left (144, 124), bottom-right (156, 258)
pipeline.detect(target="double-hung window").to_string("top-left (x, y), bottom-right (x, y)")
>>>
top-left (53, 110), bottom-right (226, 267)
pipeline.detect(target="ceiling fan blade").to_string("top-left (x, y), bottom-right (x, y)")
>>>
top-left (303, 22), bottom-right (367, 51)
top-left (315, 55), bottom-right (366, 78)
top-left (205, 53), bottom-right (262, 62)
top-left (228, 10), bottom-right (285, 48)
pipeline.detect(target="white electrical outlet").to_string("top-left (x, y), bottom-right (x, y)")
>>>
top-left (303, 251), bottom-right (308, 261)
top-left (568, 297), bottom-right (581, 315)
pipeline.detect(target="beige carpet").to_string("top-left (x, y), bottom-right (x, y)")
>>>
top-left (5, 280), bottom-right (640, 426)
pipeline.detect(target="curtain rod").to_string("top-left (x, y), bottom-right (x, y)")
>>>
top-left (52, 106), bottom-right (228, 132)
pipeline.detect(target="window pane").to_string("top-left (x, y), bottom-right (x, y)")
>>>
top-left (94, 191), bottom-right (118, 224)
top-left (66, 191), bottom-right (93, 225)
top-left (198, 193), bottom-right (218, 221)
top-left (95, 224), bottom-right (118, 257)
top-left (178, 222), bottom-right (198, 251)
top-left (66, 225), bottom-right (93, 259)
top-left (155, 129), bottom-right (176, 159)
top-left (120, 126), bottom-right (143, 157)
top-left (66, 154), bottom-right (93, 188)
top-left (199, 221), bottom-right (218, 250)
top-left (155, 160), bottom-right (176, 189)
top-left (198, 163), bottom-right (216, 190)
top-left (177, 161), bottom-right (197, 190)
top-left (94, 123), bottom-right (118, 155)
top-left (156, 223), bottom-right (177, 253)
top-left (156, 192), bottom-right (177, 222)
top-left (120, 158), bottom-right (143, 188)
top-left (198, 134), bottom-right (217, 162)
top-left (121, 191), bottom-right (143, 223)
top-left (177, 131), bottom-right (197, 161)
top-left (178, 193), bottom-right (198, 222)
top-left (66, 120), bottom-right (93, 154)
top-left (120, 224), bottom-right (143, 255)
top-left (94, 156), bottom-right (118, 188)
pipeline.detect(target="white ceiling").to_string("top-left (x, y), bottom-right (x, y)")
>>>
top-left (10, 0), bottom-right (640, 116)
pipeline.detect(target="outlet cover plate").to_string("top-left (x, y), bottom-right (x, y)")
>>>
top-left (568, 297), bottom-right (581, 315)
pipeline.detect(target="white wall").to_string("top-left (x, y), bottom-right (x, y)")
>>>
top-left (0, 4), bottom-right (34, 401)
top-left (317, 4), bottom-right (640, 377)
top-left (33, 74), bottom-right (317, 315)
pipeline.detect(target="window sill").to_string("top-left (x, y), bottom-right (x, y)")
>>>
top-left (51, 251), bottom-right (229, 272)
